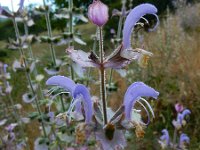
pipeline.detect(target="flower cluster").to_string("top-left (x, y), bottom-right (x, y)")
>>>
top-left (159, 103), bottom-right (191, 150)
top-left (46, 1), bottom-right (160, 149)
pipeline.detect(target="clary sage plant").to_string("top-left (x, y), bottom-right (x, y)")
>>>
top-left (46, 0), bottom-right (160, 149)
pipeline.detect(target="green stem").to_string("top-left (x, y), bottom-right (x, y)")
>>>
top-left (60, 95), bottom-right (65, 112)
top-left (12, 18), bottom-right (47, 138)
top-left (99, 27), bottom-right (107, 125)
top-left (43, 1), bottom-right (56, 66)
top-left (172, 128), bottom-right (177, 149)
top-left (68, 0), bottom-right (75, 80)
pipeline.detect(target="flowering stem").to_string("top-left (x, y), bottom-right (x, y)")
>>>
top-left (68, 0), bottom-right (75, 80)
top-left (12, 18), bottom-right (48, 138)
top-left (99, 27), bottom-right (107, 125)
top-left (24, 23), bottom-right (45, 99)
top-left (43, 1), bottom-right (57, 66)
top-left (60, 95), bottom-right (65, 112)
top-left (172, 128), bottom-right (177, 149)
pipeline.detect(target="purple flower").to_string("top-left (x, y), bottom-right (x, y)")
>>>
top-left (46, 75), bottom-right (76, 95)
top-left (67, 4), bottom-right (159, 70)
top-left (173, 109), bottom-right (191, 129)
top-left (179, 133), bottom-right (190, 149)
top-left (88, 0), bottom-right (109, 27)
top-left (122, 3), bottom-right (159, 49)
top-left (175, 103), bottom-right (184, 113)
top-left (46, 76), bottom-right (93, 123)
top-left (123, 82), bottom-right (159, 121)
top-left (72, 84), bottom-right (93, 123)
top-left (160, 129), bottom-right (170, 146)
top-left (18, 0), bottom-right (25, 11)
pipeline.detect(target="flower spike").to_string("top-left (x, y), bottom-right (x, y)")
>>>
top-left (122, 3), bottom-right (159, 49)
top-left (123, 82), bottom-right (159, 120)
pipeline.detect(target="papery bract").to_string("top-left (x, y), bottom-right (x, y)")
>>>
top-left (88, 0), bottom-right (109, 26)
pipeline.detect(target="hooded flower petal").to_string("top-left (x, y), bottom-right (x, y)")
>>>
top-left (179, 133), bottom-right (190, 147)
top-left (123, 82), bottom-right (159, 120)
top-left (122, 3), bottom-right (158, 49)
top-left (18, 0), bottom-right (25, 11)
top-left (160, 129), bottom-right (170, 146)
top-left (72, 84), bottom-right (93, 123)
top-left (46, 75), bottom-right (76, 95)
top-left (67, 47), bottom-right (100, 68)
top-left (182, 109), bottom-right (191, 118)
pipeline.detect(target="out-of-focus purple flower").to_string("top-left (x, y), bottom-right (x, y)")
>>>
top-left (18, 0), bottom-right (25, 11)
top-left (158, 129), bottom-right (170, 149)
top-left (22, 93), bottom-right (36, 103)
top-left (5, 123), bottom-right (18, 132)
top-left (179, 133), bottom-right (190, 149)
top-left (46, 76), bottom-right (93, 123)
top-left (173, 109), bottom-right (191, 129)
top-left (122, 3), bottom-right (159, 49)
top-left (160, 129), bottom-right (170, 145)
top-left (88, 0), bottom-right (109, 27)
top-left (110, 28), bottom-right (116, 34)
top-left (123, 82), bottom-right (159, 121)
top-left (175, 103), bottom-right (184, 113)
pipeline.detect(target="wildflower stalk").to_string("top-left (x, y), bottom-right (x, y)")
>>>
top-left (172, 128), bottom-right (177, 149)
top-left (8, 94), bottom-right (30, 150)
top-left (99, 27), bottom-right (107, 125)
top-left (60, 95), bottom-right (65, 112)
top-left (109, 0), bottom-right (127, 85)
top-left (43, 0), bottom-right (57, 66)
top-left (51, 125), bottom-right (62, 150)
top-left (12, 18), bottom-right (48, 138)
top-left (24, 24), bottom-right (35, 65)
top-left (24, 23), bottom-right (45, 100)
top-left (68, 0), bottom-right (75, 80)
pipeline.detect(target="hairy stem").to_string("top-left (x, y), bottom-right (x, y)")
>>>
top-left (12, 18), bottom-right (47, 138)
top-left (43, 1), bottom-right (57, 66)
top-left (99, 27), bottom-right (107, 125)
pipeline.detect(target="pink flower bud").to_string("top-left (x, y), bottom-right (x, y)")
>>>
top-left (175, 103), bottom-right (184, 113)
top-left (88, 0), bottom-right (109, 27)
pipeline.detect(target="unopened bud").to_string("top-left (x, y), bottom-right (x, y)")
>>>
top-left (88, 0), bottom-right (109, 26)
